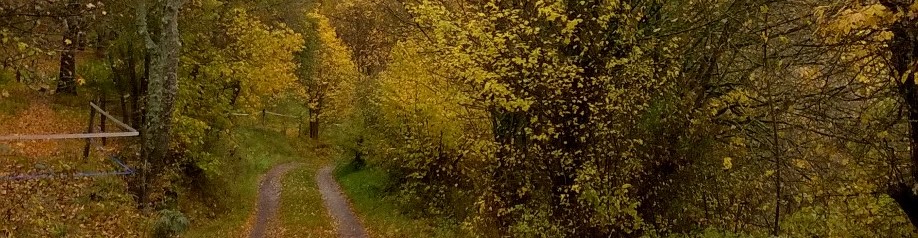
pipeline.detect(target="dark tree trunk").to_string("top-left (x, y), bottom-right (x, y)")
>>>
top-left (56, 20), bottom-right (78, 94)
top-left (884, 0), bottom-right (918, 228)
top-left (486, 108), bottom-right (528, 236)
top-left (309, 119), bottom-right (319, 139)
top-left (100, 94), bottom-right (107, 146)
top-left (890, 183), bottom-right (918, 226)
top-left (109, 52), bottom-right (131, 126)
top-left (308, 96), bottom-right (324, 139)
top-left (120, 92), bottom-right (129, 126)
top-left (56, 1), bottom-right (79, 95)
top-left (131, 47), bottom-right (144, 127)
top-left (83, 102), bottom-right (96, 160)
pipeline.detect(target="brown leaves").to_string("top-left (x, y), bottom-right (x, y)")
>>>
top-left (0, 176), bottom-right (143, 237)
top-left (0, 104), bottom-right (84, 158)
top-left (0, 91), bottom-right (144, 236)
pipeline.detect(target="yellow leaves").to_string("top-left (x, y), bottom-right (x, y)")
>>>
top-left (725, 89), bottom-right (752, 105)
top-left (876, 30), bottom-right (895, 41)
top-left (723, 157), bottom-right (733, 170)
top-left (860, 4), bottom-right (897, 25)
top-left (64, 39), bottom-right (72, 45)
top-left (377, 38), bottom-right (476, 144)
top-left (795, 66), bottom-right (819, 80)
top-left (822, 4), bottom-right (899, 40)
top-left (172, 115), bottom-right (211, 153)
top-left (212, 9), bottom-right (304, 110)
top-left (16, 42), bottom-right (28, 51)
top-left (563, 18), bottom-right (583, 35)
top-left (305, 12), bottom-right (360, 119)
top-left (877, 130), bottom-right (890, 139)
top-left (900, 69), bottom-right (914, 83)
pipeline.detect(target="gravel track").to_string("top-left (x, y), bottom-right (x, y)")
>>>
top-left (317, 166), bottom-right (369, 238)
top-left (249, 163), bottom-right (301, 238)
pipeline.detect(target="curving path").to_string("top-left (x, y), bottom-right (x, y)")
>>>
top-left (317, 166), bottom-right (369, 238)
top-left (248, 163), bottom-right (368, 238)
top-left (249, 163), bottom-right (301, 238)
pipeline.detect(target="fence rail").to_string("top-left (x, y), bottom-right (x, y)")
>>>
top-left (0, 102), bottom-right (139, 180)
top-left (0, 102), bottom-right (138, 141)
top-left (228, 110), bottom-right (300, 119)
top-left (1, 156), bottom-right (134, 180)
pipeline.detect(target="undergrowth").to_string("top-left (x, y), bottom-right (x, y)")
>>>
top-left (334, 157), bottom-right (462, 238)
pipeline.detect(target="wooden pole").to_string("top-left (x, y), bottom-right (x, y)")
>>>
top-left (298, 115), bottom-right (303, 137)
top-left (100, 96), bottom-right (107, 146)
top-left (83, 101), bottom-right (97, 161)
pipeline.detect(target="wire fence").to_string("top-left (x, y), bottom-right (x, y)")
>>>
top-left (0, 105), bottom-right (304, 180)
top-left (229, 109), bottom-right (304, 135)
top-left (0, 101), bottom-right (138, 180)
top-left (1, 156), bottom-right (134, 180)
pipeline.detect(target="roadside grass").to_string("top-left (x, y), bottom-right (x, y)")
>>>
top-left (334, 160), bottom-right (461, 238)
top-left (181, 125), bottom-right (312, 237)
top-left (275, 146), bottom-right (336, 237)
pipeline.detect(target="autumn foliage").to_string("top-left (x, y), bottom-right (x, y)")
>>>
top-left (2, 0), bottom-right (918, 237)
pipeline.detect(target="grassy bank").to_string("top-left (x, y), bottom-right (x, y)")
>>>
top-left (334, 161), bottom-right (460, 238)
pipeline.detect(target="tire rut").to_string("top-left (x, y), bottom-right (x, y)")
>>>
top-left (249, 163), bottom-right (301, 238)
top-left (317, 166), bottom-right (369, 238)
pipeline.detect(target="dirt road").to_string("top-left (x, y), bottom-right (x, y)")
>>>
top-left (317, 166), bottom-right (369, 238)
top-left (249, 163), bottom-right (301, 238)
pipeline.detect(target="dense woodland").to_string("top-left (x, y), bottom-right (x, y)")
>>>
top-left (2, 0), bottom-right (918, 237)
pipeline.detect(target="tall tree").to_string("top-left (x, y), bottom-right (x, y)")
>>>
top-left (55, 0), bottom-right (80, 94)
top-left (302, 13), bottom-right (358, 139)
top-left (138, 0), bottom-right (184, 207)
top-left (881, 0), bottom-right (918, 226)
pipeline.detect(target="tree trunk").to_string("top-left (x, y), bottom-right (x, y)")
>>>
top-left (56, 1), bottom-right (79, 95)
top-left (308, 96), bottom-right (324, 139)
top-left (884, 0), bottom-right (918, 228)
top-left (138, 0), bottom-right (184, 208)
top-left (101, 94), bottom-right (107, 146)
top-left (130, 46), bottom-right (143, 127)
top-left (109, 53), bottom-right (132, 126)
top-left (486, 108), bottom-right (529, 236)
top-left (309, 119), bottom-right (319, 139)
top-left (83, 102), bottom-right (96, 161)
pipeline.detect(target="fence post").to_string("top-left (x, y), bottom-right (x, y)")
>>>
top-left (100, 95), bottom-right (107, 146)
top-left (82, 100), bottom-right (97, 161)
